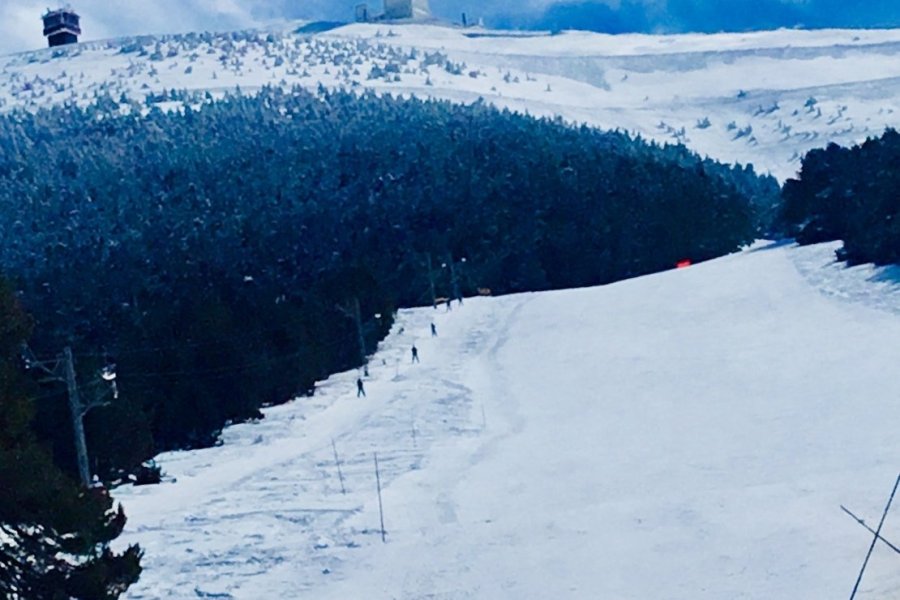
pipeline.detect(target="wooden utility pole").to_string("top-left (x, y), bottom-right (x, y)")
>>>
top-left (448, 255), bottom-right (461, 303)
top-left (353, 297), bottom-right (368, 376)
top-left (22, 344), bottom-right (115, 487)
top-left (426, 253), bottom-right (437, 309)
top-left (338, 298), bottom-right (369, 376)
top-left (63, 347), bottom-right (91, 487)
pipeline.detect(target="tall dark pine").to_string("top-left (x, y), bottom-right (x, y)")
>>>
top-left (782, 129), bottom-right (900, 265)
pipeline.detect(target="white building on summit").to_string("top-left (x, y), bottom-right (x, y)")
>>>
top-left (384, 0), bottom-right (431, 19)
top-left (355, 0), bottom-right (431, 22)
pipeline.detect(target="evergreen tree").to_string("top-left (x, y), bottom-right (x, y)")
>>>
top-left (783, 129), bottom-right (900, 265)
top-left (0, 278), bottom-right (142, 599)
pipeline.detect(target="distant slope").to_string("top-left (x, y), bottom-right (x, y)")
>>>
top-left (2, 24), bottom-right (899, 179)
top-left (115, 242), bottom-right (900, 599)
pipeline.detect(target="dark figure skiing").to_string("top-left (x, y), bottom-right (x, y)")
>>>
top-left (411, 345), bottom-right (420, 363)
top-left (446, 298), bottom-right (452, 312)
top-left (357, 377), bottom-right (366, 397)
top-left (431, 323), bottom-right (437, 337)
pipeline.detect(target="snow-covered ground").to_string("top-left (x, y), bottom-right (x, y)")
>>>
top-left (115, 242), bottom-right (900, 599)
top-left (2, 23), bottom-right (899, 179)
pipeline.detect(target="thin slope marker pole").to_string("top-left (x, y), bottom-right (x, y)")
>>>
top-left (841, 505), bottom-right (900, 555)
top-left (849, 473), bottom-right (900, 600)
top-left (374, 452), bottom-right (386, 543)
top-left (481, 405), bottom-right (487, 431)
top-left (331, 438), bottom-right (346, 495)
top-left (411, 422), bottom-right (417, 448)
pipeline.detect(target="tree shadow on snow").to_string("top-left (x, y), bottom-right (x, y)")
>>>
top-left (746, 238), bottom-right (796, 253)
top-left (870, 264), bottom-right (900, 288)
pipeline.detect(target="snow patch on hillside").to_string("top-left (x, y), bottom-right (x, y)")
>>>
top-left (2, 24), bottom-right (899, 179)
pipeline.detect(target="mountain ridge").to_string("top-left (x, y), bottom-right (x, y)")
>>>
top-left (2, 22), bottom-right (899, 180)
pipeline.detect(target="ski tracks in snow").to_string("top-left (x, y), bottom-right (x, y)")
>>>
top-left (116, 296), bottom-right (525, 599)
top-left (115, 244), bottom-right (900, 599)
top-left (785, 240), bottom-right (900, 317)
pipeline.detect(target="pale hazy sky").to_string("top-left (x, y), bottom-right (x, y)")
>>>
top-left (2, 0), bottom-right (898, 55)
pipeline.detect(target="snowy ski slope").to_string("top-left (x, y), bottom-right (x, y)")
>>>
top-left (115, 242), bottom-right (900, 599)
top-left (1, 23), bottom-right (900, 179)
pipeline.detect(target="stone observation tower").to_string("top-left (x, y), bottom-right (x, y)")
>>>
top-left (42, 6), bottom-right (81, 47)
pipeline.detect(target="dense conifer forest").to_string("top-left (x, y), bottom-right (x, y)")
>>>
top-left (782, 129), bottom-right (900, 264)
top-left (0, 86), bottom-right (773, 490)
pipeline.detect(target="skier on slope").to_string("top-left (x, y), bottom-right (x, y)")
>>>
top-left (411, 345), bottom-right (420, 363)
top-left (431, 323), bottom-right (437, 337)
top-left (357, 377), bottom-right (366, 397)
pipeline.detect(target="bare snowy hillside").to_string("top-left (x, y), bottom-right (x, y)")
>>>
top-left (2, 24), bottom-right (899, 179)
top-left (114, 242), bottom-right (900, 599)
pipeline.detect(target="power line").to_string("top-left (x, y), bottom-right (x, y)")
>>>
top-left (73, 327), bottom-right (297, 359)
top-left (73, 302), bottom-right (399, 361)
top-left (121, 317), bottom-right (382, 382)
top-left (126, 348), bottom-right (307, 379)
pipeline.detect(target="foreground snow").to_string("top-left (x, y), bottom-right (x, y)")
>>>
top-left (2, 24), bottom-right (900, 179)
top-left (115, 242), bottom-right (900, 599)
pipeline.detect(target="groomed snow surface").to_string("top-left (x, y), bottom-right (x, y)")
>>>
top-left (115, 241), bottom-right (900, 599)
